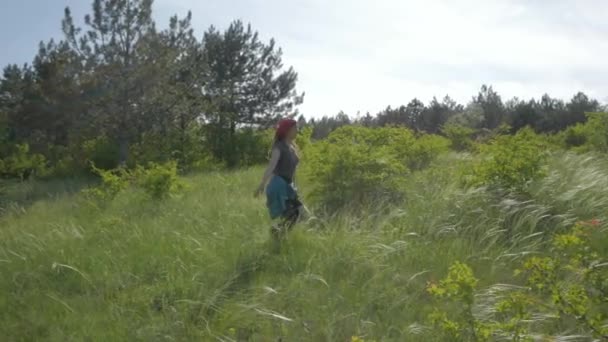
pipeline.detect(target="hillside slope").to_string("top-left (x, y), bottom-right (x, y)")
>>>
top-left (1, 153), bottom-right (607, 341)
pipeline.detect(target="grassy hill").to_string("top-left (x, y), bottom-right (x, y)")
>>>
top-left (1, 152), bottom-right (607, 341)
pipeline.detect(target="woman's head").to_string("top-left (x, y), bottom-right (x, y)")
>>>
top-left (275, 118), bottom-right (298, 142)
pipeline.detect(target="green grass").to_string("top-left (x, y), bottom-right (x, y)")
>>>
top-left (1, 152), bottom-right (607, 341)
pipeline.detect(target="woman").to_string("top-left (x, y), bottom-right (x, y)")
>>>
top-left (254, 118), bottom-right (303, 238)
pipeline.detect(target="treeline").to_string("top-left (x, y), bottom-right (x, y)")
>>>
top-left (1, 0), bottom-right (606, 180)
top-left (305, 86), bottom-right (604, 140)
top-left (0, 0), bottom-right (302, 177)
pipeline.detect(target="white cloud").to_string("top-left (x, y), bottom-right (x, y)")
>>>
top-left (155, 0), bottom-right (608, 117)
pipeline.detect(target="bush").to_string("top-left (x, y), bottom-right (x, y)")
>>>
top-left (83, 161), bottom-right (182, 201)
top-left (442, 124), bottom-right (476, 151)
top-left (49, 154), bottom-right (80, 178)
top-left (519, 220), bottom-right (608, 339)
top-left (467, 128), bottom-right (548, 192)
top-left (231, 128), bottom-right (274, 167)
top-left (207, 127), bottom-right (274, 168)
top-left (131, 126), bottom-right (221, 173)
top-left (130, 132), bottom-right (172, 167)
top-left (561, 123), bottom-right (587, 148)
top-left (134, 161), bottom-right (182, 199)
top-left (83, 164), bottom-right (131, 201)
top-left (428, 221), bottom-right (608, 341)
top-left (585, 112), bottom-right (608, 153)
top-left (0, 144), bottom-right (47, 180)
top-left (296, 126), bottom-right (313, 155)
top-left (305, 126), bottom-right (447, 211)
top-left (82, 135), bottom-right (120, 170)
top-left (407, 134), bottom-right (450, 170)
top-left (554, 112), bottom-right (608, 153)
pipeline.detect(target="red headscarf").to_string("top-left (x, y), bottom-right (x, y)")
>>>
top-left (275, 118), bottom-right (297, 140)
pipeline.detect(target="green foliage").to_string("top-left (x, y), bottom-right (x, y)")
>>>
top-left (442, 124), bottom-right (476, 151)
top-left (305, 126), bottom-right (406, 211)
top-left (518, 221), bottom-right (608, 339)
top-left (83, 164), bottom-right (131, 201)
top-left (428, 221), bottom-right (608, 341)
top-left (130, 125), bottom-right (221, 173)
top-left (204, 127), bottom-right (275, 168)
top-left (0, 144), bottom-right (47, 180)
top-left (556, 112), bottom-right (608, 153)
top-left (305, 126), bottom-right (449, 211)
top-left (134, 161), bottom-right (183, 199)
top-left (232, 128), bottom-right (274, 167)
top-left (427, 262), bottom-right (478, 304)
top-left (82, 136), bottom-right (120, 171)
top-left (493, 292), bottom-right (534, 341)
top-left (84, 161), bottom-right (183, 201)
top-left (561, 123), bottom-right (588, 148)
top-left (467, 127), bottom-right (548, 192)
top-left (45, 146), bottom-right (82, 178)
top-left (1, 152), bottom-right (608, 340)
top-left (296, 126), bottom-right (313, 155)
top-left (51, 156), bottom-right (80, 178)
top-left (429, 261), bottom-right (535, 341)
top-left (585, 112), bottom-right (608, 153)
top-left (202, 19), bottom-right (303, 160)
top-left (306, 138), bottom-right (406, 211)
top-left (427, 262), bottom-right (491, 341)
top-left (408, 134), bottom-right (450, 170)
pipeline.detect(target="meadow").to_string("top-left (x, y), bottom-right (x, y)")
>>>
top-left (2, 0), bottom-right (607, 340)
top-left (1, 137), bottom-right (607, 341)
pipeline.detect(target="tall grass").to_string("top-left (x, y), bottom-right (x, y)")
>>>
top-left (0, 152), bottom-right (607, 341)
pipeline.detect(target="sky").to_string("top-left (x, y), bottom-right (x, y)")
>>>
top-left (1, 0), bottom-right (607, 118)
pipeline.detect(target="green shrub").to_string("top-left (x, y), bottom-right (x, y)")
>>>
top-left (467, 128), bottom-right (548, 192)
top-left (209, 128), bottom-right (275, 168)
top-left (41, 144), bottom-right (89, 178)
top-left (305, 126), bottom-right (409, 211)
top-left (232, 128), bottom-right (274, 167)
top-left (427, 262), bottom-right (493, 341)
top-left (131, 126), bottom-right (220, 173)
top-left (428, 261), bottom-right (535, 341)
top-left (187, 154), bottom-right (222, 173)
top-left (135, 161), bottom-right (182, 199)
top-left (561, 123), bottom-right (587, 148)
top-left (585, 112), bottom-right (608, 153)
top-left (0, 144), bottom-right (47, 180)
top-left (83, 164), bottom-right (131, 201)
top-left (82, 135), bottom-right (120, 170)
top-left (442, 124), bottom-right (476, 151)
top-left (296, 126), bottom-right (313, 155)
top-left (518, 220), bottom-right (608, 340)
top-left (175, 126), bottom-right (220, 173)
top-left (429, 221), bottom-right (608, 340)
top-left (407, 134), bottom-right (450, 170)
top-left (554, 112), bottom-right (608, 153)
top-left (130, 132), bottom-right (172, 166)
top-left (49, 155), bottom-right (79, 178)
top-left (83, 161), bottom-right (182, 201)
top-left (305, 126), bottom-right (447, 211)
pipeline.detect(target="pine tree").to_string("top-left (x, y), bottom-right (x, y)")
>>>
top-left (200, 20), bottom-right (304, 165)
top-left (62, 0), bottom-right (157, 164)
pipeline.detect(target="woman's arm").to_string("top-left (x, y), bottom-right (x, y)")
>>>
top-left (255, 148), bottom-right (280, 197)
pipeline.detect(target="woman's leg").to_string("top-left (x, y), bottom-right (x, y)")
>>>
top-left (282, 198), bottom-right (302, 231)
top-left (270, 196), bottom-right (303, 242)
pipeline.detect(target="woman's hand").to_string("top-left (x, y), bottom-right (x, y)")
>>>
top-left (256, 149), bottom-right (280, 198)
top-left (254, 184), bottom-right (264, 198)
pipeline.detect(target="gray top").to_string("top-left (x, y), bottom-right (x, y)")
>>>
top-left (273, 140), bottom-right (299, 183)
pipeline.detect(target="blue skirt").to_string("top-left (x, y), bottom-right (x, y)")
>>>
top-left (266, 175), bottom-right (299, 219)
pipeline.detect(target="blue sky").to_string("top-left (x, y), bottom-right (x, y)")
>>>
top-left (1, 0), bottom-right (607, 117)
